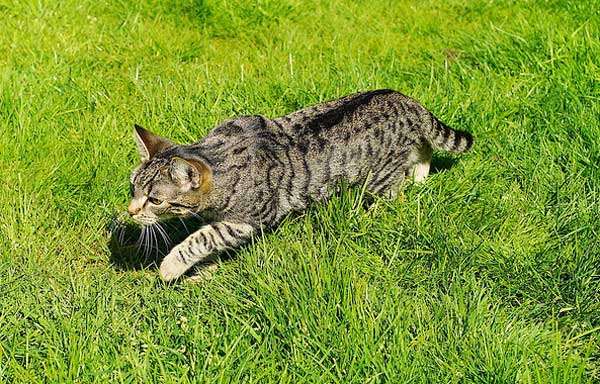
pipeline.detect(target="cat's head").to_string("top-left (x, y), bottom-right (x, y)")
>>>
top-left (128, 125), bottom-right (212, 225)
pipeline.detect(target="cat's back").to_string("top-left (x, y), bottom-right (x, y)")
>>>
top-left (198, 89), bottom-right (412, 155)
top-left (273, 89), bottom-right (411, 139)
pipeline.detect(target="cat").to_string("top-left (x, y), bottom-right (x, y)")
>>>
top-left (128, 89), bottom-right (473, 281)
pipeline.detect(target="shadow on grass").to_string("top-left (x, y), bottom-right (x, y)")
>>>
top-left (108, 215), bottom-right (201, 271)
top-left (107, 213), bottom-right (247, 279)
top-left (431, 154), bottom-right (459, 175)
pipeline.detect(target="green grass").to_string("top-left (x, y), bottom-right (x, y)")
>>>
top-left (1, 0), bottom-right (599, 382)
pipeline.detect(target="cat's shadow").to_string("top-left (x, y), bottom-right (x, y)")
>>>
top-left (108, 215), bottom-right (227, 274)
top-left (431, 154), bottom-right (458, 175)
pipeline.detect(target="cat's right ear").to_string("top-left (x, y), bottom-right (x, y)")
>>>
top-left (133, 124), bottom-right (173, 161)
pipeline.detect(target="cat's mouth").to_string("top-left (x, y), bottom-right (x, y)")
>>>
top-left (130, 211), bottom-right (185, 227)
top-left (131, 214), bottom-right (159, 226)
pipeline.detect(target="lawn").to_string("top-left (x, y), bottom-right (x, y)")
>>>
top-left (1, 0), bottom-right (599, 382)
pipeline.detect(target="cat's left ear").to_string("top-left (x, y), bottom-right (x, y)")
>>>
top-left (170, 157), bottom-right (211, 191)
top-left (133, 124), bottom-right (173, 161)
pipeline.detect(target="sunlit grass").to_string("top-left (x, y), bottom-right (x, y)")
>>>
top-left (0, 0), bottom-right (598, 382)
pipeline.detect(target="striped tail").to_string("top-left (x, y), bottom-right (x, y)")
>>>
top-left (426, 116), bottom-right (474, 153)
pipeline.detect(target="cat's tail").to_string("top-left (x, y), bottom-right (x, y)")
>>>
top-left (423, 115), bottom-right (474, 153)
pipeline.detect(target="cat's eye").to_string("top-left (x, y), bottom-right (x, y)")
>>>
top-left (129, 183), bottom-right (135, 197)
top-left (147, 196), bottom-right (163, 205)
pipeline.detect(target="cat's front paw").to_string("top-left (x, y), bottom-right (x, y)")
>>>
top-left (159, 253), bottom-right (189, 282)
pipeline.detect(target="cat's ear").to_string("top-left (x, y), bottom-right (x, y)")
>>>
top-left (133, 124), bottom-right (173, 161)
top-left (170, 157), bottom-right (211, 191)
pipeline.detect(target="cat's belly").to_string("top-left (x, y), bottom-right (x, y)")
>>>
top-left (275, 142), bottom-right (412, 217)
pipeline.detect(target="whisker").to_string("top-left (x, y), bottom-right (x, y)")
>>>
top-left (153, 225), bottom-right (161, 251)
top-left (185, 209), bottom-right (204, 225)
top-left (155, 222), bottom-right (172, 248)
top-left (186, 209), bottom-right (202, 219)
top-left (144, 226), bottom-right (153, 259)
top-left (150, 225), bottom-right (158, 254)
top-left (110, 219), bottom-right (121, 243)
top-left (116, 218), bottom-right (128, 245)
top-left (136, 226), bottom-right (145, 248)
top-left (136, 225), bottom-right (148, 258)
top-left (120, 225), bottom-right (128, 245)
top-left (179, 217), bottom-right (190, 234)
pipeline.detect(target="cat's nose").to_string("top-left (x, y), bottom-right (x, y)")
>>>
top-left (127, 202), bottom-right (140, 216)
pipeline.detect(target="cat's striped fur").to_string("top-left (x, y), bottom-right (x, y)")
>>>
top-left (128, 89), bottom-right (473, 281)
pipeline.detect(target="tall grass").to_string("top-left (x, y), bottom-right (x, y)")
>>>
top-left (0, 0), bottom-right (598, 382)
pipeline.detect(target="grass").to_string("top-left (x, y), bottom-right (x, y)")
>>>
top-left (1, 0), bottom-right (599, 382)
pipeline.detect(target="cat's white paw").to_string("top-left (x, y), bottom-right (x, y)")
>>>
top-left (159, 253), bottom-right (189, 282)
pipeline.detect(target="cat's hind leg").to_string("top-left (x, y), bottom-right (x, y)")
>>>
top-left (376, 144), bottom-right (433, 199)
top-left (409, 143), bottom-right (432, 183)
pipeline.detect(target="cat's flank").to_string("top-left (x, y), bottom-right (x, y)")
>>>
top-left (128, 89), bottom-right (473, 281)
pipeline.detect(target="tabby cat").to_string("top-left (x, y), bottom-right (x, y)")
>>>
top-left (128, 89), bottom-right (473, 281)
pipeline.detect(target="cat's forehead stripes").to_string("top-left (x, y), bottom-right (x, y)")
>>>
top-left (130, 161), bottom-right (170, 198)
top-left (136, 159), bottom-right (168, 181)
